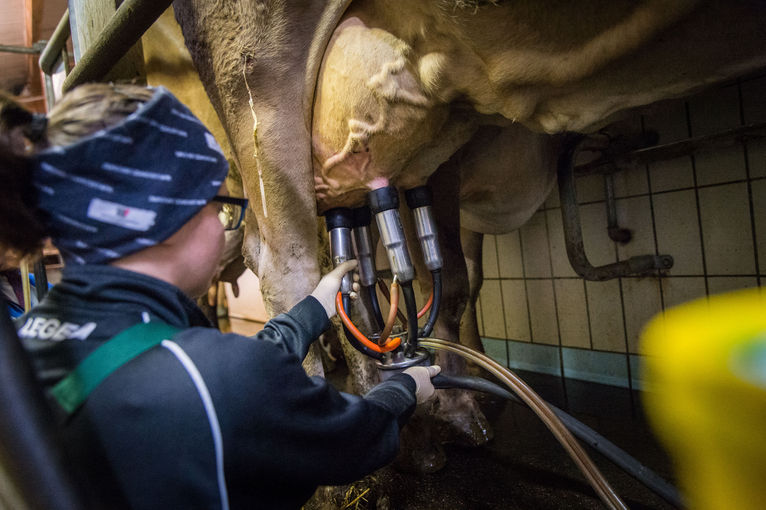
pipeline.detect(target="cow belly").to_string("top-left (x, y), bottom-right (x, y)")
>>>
top-left (459, 125), bottom-right (559, 235)
top-left (312, 15), bottom-right (469, 211)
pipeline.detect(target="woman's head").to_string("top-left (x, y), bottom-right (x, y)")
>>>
top-left (43, 83), bottom-right (154, 148)
top-left (0, 83), bottom-right (230, 270)
top-left (1, 84), bottom-right (155, 259)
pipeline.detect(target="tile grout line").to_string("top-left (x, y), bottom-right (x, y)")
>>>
top-left (486, 273), bottom-right (762, 281)
top-left (686, 100), bottom-right (711, 297)
top-left (738, 82), bottom-right (762, 287)
top-left (536, 175), bottom-right (766, 213)
top-left (477, 237), bottom-right (487, 345)
top-left (617, 275), bottom-right (636, 398)
top-left (642, 114), bottom-right (667, 312)
top-left (492, 234), bottom-right (511, 368)
top-left (518, 227), bottom-right (535, 347)
top-left (609, 189), bottom-right (634, 393)
top-left (542, 210), bottom-right (566, 381)
top-left (582, 278), bottom-right (594, 351)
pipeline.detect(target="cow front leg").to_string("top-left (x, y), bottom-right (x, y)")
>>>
top-left (241, 208), bottom-right (325, 377)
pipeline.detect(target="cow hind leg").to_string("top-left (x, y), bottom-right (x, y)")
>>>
top-left (459, 227), bottom-right (485, 355)
top-left (425, 162), bottom-right (493, 447)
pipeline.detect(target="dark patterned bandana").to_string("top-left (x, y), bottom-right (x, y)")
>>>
top-left (32, 87), bottom-right (229, 265)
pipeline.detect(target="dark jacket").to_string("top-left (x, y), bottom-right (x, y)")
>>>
top-left (16, 265), bottom-right (416, 509)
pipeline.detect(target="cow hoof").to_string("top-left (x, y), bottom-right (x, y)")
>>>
top-left (396, 441), bottom-right (447, 474)
top-left (434, 390), bottom-right (493, 447)
top-left (395, 413), bottom-right (447, 474)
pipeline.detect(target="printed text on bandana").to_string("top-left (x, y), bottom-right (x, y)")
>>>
top-left (87, 198), bottom-right (156, 231)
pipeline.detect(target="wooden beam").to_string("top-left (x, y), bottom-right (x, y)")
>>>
top-left (23, 0), bottom-right (45, 97)
top-left (15, 94), bottom-right (46, 114)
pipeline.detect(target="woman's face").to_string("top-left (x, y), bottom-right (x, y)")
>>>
top-left (108, 185), bottom-right (229, 300)
top-left (182, 188), bottom-right (228, 298)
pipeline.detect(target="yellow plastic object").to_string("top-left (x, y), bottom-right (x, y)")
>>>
top-left (640, 288), bottom-right (766, 510)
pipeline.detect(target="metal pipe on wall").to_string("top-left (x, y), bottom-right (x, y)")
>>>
top-left (558, 136), bottom-right (674, 281)
top-left (575, 122), bottom-right (766, 176)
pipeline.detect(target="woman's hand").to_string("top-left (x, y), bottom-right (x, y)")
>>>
top-left (402, 365), bottom-right (441, 404)
top-left (310, 260), bottom-right (359, 319)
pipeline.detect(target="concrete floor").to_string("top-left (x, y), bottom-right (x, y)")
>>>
top-left (450, 370), bottom-right (678, 509)
top-left (330, 369), bottom-right (680, 510)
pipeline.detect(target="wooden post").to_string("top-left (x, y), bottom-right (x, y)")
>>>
top-left (67, 0), bottom-right (146, 84)
top-left (22, 0), bottom-right (46, 112)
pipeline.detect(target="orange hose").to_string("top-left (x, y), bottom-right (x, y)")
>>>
top-left (336, 293), bottom-right (400, 353)
top-left (378, 278), bottom-right (433, 320)
top-left (417, 289), bottom-right (433, 319)
top-left (376, 278), bottom-right (407, 326)
top-left (378, 280), bottom-right (400, 345)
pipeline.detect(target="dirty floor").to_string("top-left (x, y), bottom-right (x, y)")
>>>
top-left (319, 369), bottom-right (679, 510)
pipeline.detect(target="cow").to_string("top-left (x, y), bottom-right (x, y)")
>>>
top-left (307, 0), bottom-right (766, 349)
top-left (167, 0), bottom-right (766, 496)
top-left (141, 9), bottom-right (249, 328)
top-left (143, 8), bottom-right (496, 477)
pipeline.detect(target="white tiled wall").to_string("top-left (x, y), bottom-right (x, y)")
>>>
top-left (478, 74), bottom-right (766, 388)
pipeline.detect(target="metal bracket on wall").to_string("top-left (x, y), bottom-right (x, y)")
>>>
top-left (559, 121), bottom-right (766, 280)
top-left (557, 135), bottom-right (673, 281)
top-left (604, 171), bottom-right (632, 244)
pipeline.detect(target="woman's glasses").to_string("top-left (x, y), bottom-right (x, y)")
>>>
top-left (211, 196), bottom-right (248, 230)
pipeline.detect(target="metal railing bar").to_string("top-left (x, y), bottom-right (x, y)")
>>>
top-left (0, 42), bottom-right (47, 55)
top-left (576, 122), bottom-right (766, 176)
top-left (39, 9), bottom-right (71, 75)
top-left (61, 0), bottom-right (173, 92)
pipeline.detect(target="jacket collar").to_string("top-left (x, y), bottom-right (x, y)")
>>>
top-left (51, 264), bottom-right (211, 328)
